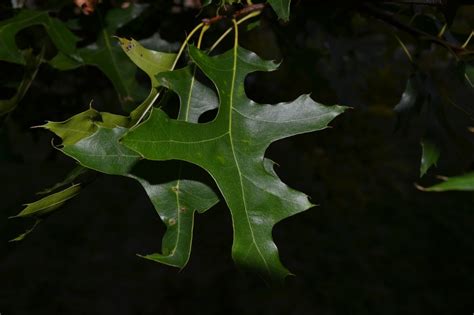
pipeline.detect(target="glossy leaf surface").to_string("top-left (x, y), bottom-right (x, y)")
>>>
top-left (123, 44), bottom-right (346, 281)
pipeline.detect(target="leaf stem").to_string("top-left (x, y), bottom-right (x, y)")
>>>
top-left (171, 23), bottom-right (205, 70)
top-left (133, 5), bottom-right (262, 126)
top-left (209, 10), bottom-right (261, 52)
top-left (393, 32), bottom-right (413, 64)
top-left (198, 24), bottom-right (210, 49)
top-left (134, 22), bottom-right (205, 126)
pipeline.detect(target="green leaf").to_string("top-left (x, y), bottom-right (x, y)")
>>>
top-left (59, 126), bottom-right (218, 267)
top-left (420, 139), bottom-right (440, 177)
top-left (12, 184), bottom-right (81, 218)
top-left (11, 165), bottom-right (87, 241)
top-left (419, 172), bottom-right (474, 192)
top-left (117, 38), bottom-right (176, 88)
top-left (116, 36), bottom-right (177, 120)
top-left (0, 10), bottom-right (79, 64)
top-left (41, 107), bottom-right (129, 146)
top-left (394, 74), bottom-right (425, 114)
top-left (0, 50), bottom-right (41, 116)
top-left (158, 65), bottom-right (219, 122)
top-left (123, 44), bottom-right (346, 281)
top-left (37, 165), bottom-right (88, 195)
top-left (43, 61), bottom-right (220, 268)
top-left (267, 0), bottom-right (291, 21)
top-left (49, 5), bottom-right (150, 108)
top-left (9, 219), bottom-right (42, 242)
top-left (465, 63), bottom-right (474, 87)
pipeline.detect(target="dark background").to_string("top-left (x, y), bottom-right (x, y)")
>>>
top-left (1, 1), bottom-right (474, 314)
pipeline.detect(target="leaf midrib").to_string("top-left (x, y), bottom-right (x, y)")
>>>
top-left (227, 38), bottom-right (270, 275)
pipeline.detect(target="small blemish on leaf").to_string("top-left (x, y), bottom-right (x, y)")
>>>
top-left (168, 218), bottom-right (177, 226)
top-left (126, 43), bottom-right (134, 51)
top-left (179, 207), bottom-right (187, 213)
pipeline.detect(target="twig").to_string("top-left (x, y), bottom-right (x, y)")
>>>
top-left (202, 3), bottom-right (266, 25)
top-left (361, 3), bottom-right (474, 57)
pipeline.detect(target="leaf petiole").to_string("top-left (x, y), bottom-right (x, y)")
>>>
top-left (134, 22), bottom-right (205, 125)
top-left (209, 10), bottom-right (261, 52)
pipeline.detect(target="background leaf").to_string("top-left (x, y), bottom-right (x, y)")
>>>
top-left (37, 165), bottom-right (88, 195)
top-left (267, 0), bottom-right (291, 21)
top-left (12, 184), bottom-right (81, 218)
top-left (420, 139), bottom-right (440, 177)
top-left (419, 172), bottom-right (474, 191)
top-left (0, 10), bottom-right (79, 64)
top-left (0, 50), bottom-right (41, 116)
top-left (49, 5), bottom-right (150, 109)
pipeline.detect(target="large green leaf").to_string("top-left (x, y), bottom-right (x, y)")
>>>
top-left (49, 5), bottom-right (151, 108)
top-left (123, 44), bottom-right (346, 281)
top-left (0, 10), bottom-right (79, 64)
top-left (419, 172), bottom-right (474, 192)
top-left (43, 57), bottom-right (220, 268)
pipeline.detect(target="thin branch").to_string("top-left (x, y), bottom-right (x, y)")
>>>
top-left (361, 3), bottom-right (474, 57)
top-left (202, 3), bottom-right (265, 25)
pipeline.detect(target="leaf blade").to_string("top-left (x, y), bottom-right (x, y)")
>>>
top-left (420, 172), bottom-right (474, 192)
top-left (12, 184), bottom-right (81, 218)
top-left (123, 44), bottom-right (346, 281)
